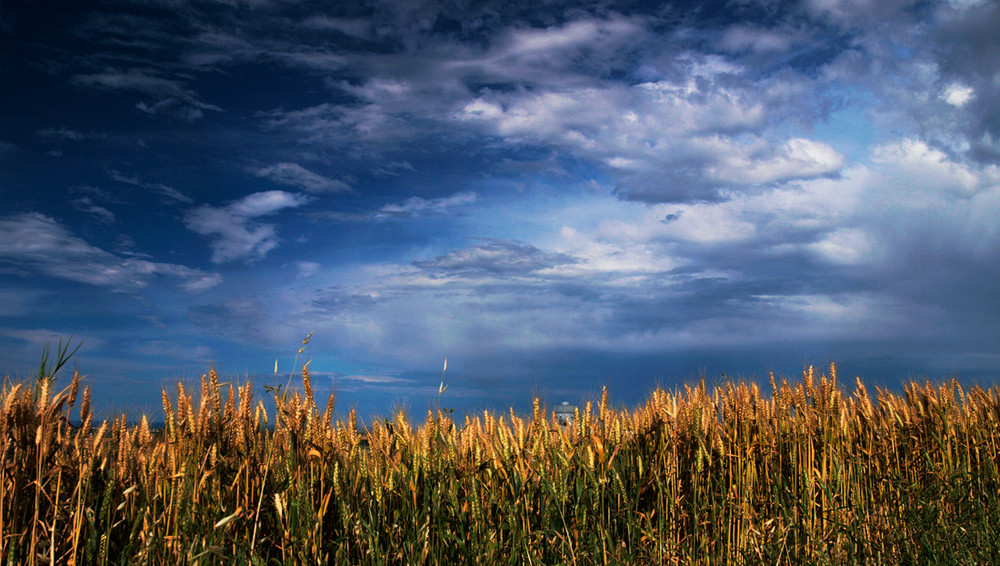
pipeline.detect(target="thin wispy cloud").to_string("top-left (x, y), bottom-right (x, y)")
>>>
top-left (0, 213), bottom-right (221, 293)
top-left (73, 68), bottom-right (222, 121)
top-left (376, 192), bottom-right (478, 219)
top-left (414, 240), bottom-right (576, 278)
top-left (109, 171), bottom-right (194, 205)
top-left (70, 197), bottom-right (116, 224)
top-left (253, 162), bottom-right (352, 193)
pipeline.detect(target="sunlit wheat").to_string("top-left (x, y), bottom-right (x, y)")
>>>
top-left (2, 349), bottom-right (999, 564)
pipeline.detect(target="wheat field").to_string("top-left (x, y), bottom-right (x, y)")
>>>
top-left (2, 344), bottom-right (999, 564)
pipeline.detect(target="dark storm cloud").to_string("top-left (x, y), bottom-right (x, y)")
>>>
top-left (931, 1), bottom-right (1000, 161)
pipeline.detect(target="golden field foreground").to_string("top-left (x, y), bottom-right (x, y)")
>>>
top-left (2, 350), bottom-right (1000, 564)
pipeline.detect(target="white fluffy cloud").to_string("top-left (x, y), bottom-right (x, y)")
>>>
top-left (453, 66), bottom-right (841, 201)
top-left (184, 191), bottom-right (311, 263)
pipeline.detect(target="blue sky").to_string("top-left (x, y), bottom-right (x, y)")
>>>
top-left (2, 0), bottom-right (1000, 420)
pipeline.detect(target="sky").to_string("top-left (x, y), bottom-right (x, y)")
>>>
top-left (2, 0), bottom-right (1000, 421)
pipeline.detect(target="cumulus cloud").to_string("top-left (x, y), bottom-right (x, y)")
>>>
top-left (253, 162), bottom-right (352, 193)
top-left (808, 228), bottom-right (879, 265)
top-left (871, 139), bottom-right (979, 194)
top-left (0, 213), bottom-right (221, 292)
top-left (941, 83), bottom-right (974, 107)
top-left (454, 63), bottom-right (840, 202)
top-left (243, 10), bottom-right (851, 203)
top-left (184, 190), bottom-right (311, 263)
top-left (709, 138), bottom-right (845, 185)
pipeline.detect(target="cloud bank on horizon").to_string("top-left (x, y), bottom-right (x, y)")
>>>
top-left (1, 0), bottom-right (999, 417)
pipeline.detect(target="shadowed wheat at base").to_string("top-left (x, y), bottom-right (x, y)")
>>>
top-left (3, 342), bottom-right (1000, 564)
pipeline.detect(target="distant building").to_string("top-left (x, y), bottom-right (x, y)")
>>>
top-left (554, 401), bottom-right (576, 428)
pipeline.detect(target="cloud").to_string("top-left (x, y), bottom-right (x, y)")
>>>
top-left (135, 98), bottom-right (208, 122)
top-left (261, 101), bottom-right (422, 148)
top-left (295, 261), bottom-right (320, 278)
top-left (73, 68), bottom-right (199, 99)
top-left (72, 68), bottom-right (222, 121)
top-left (311, 191), bottom-right (479, 223)
top-left (708, 138), bottom-right (845, 185)
top-left (376, 192), bottom-right (477, 219)
top-left (941, 83), bottom-right (974, 108)
top-left (10, 0), bottom-right (1000, 401)
top-left (931, 0), bottom-right (1000, 159)
top-left (871, 139), bottom-right (979, 195)
top-left (253, 162), bottom-right (352, 193)
top-left (453, 59), bottom-right (839, 202)
top-left (718, 25), bottom-right (802, 54)
top-left (372, 161), bottom-right (416, 177)
top-left (181, 139), bottom-right (1000, 379)
top-left (803, 0), bottom-right (922, 26)
top-left (301, 15), bottom-right (372, 39)
top-left (110, 171), bottom-right (194, 204)
top-left (260, 15), bottom-right (656, 147)
top-left (414, 239), bottom-right (576, 278)
top-left (243, 11), bottom-right (845, 203)
top-left (463, 16), bottom-right (650, 84)
top-left (808, 228), bottom-right (879, 265)
top-left (184, 190), bottom-right (311, 263)
top-left (70, 197), bottom-right (116, 224)
top-left (37, 127), bottom-right (84, 141)
top-left (0, 213), bottom-right (221, 292)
